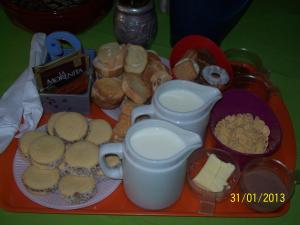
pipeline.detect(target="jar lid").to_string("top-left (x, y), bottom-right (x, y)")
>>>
top-left (117, 0), bottom-right (154, 14)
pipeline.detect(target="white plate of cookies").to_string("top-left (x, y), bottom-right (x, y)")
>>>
top-left (13, 112), bottom-right (121, 210)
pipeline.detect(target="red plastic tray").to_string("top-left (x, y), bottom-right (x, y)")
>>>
top-left (0, 92), bottom-right (296, 217)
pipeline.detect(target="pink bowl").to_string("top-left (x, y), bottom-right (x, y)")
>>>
top-left (209, 89), bottom-right (282, 167)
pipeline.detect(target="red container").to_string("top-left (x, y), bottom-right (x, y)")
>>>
top-left (1, 0), bottom-right (113, 33)
top-left (169, 35), bottom-right (233, 77)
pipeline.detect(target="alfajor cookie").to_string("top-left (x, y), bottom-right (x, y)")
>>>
top-left (22, 165), bottom-right (60, 195)
top-left (85, 119), bottom-right (112, 145)
top-left (29, 135), bottom-right (65, 169)
top-left (64, 141), bottom-right (100, 176)
top-left (54, 112), bottom-right (88, 142)
top-left (19, 131), bottom-right (47, 158)
top-left (47, 112), bottom-right (66, 136)
top-left (58, 174), bottom-right (96, 204)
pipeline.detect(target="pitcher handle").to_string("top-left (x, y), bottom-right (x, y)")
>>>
top-left (131, 105), bottom-right (155, 124)
top-left (99, 143), bottom-right (124, 179)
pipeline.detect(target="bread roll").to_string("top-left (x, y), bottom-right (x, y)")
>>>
top-left (122, 73), bottom-right (151, 104)
top-left (147, 50), bottom-right (161, 62)
top-left (124, 44), bottom-right (148, 74)
top-left (91, 78), bottom-right (125, 109)
top-left (173, 58), bottom-right (199, 81)
top-left (141, 60), bottom-right (167, 85)
top-left (93, 42), bottom-right (126, 78)
top-left (150, 70), bottom-right (172, 91)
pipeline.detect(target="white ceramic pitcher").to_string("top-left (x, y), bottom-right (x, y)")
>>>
top-left (131, 80), bottom-right (222, 139)
top-left (99, 119), bottom-right (203, 210)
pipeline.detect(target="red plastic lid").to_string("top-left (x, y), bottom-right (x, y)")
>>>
top-left (169, 35), bottom-right (233, 77)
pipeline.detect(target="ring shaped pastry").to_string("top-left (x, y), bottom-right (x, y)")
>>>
top-left (202, 65), bottom-right (230, 86)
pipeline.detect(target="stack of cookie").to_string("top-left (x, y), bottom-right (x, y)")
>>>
top-left (91, 42), bottom-right (172, 141)
top-left (19, 112), bottom-right (119, 204)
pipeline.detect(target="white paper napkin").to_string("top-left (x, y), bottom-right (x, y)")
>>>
top-left (0, 33), bottom-right (47, 153)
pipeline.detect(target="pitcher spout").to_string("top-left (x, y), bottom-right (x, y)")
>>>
top-left (192, 84), bottom-right (222, 112)
top-left (176, 130), bottom-right (203, 160)
top-left (207, 92), bottom-right (222, 111)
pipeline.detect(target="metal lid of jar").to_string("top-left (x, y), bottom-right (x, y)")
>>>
top-left (116, 0), bottom-right (154, 14)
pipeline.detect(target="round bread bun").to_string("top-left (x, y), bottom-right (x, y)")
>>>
top-left (122, 73), bottom-right (152, 104)
top-left (150, 70), bottom-right (172, 91)
top-left (54, 112), bottom-right (88, 142)
top-left (29, 135), bottom-right (65, 169)
top-left (22, 165), bottom-right (60, 195)
top-left (64, 141), bottom-right (99, 176)
top-left (58, 175), bottom-right (96, 204)
top-left (47, 112), bottom-right (66, 136)
top-left (124, 44), bottom-right (148, 74)
top-left (19, 131), bottom-right (47, 158)
top-left (147, 50), bottom-right (161, 62)
top-left (85, 119), bottom-right (112, 145)
top-left (91, 78), bottom-right (125, 109)
top-left (142, 60), bottom-right (167, 86)
top-left (93, 42), bottom-right (126, 78)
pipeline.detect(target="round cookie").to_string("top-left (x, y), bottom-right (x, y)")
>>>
top-left (58, 175), bottom-right (96, 204)
top-left (19, 131), bottom-right (47, 158)
top-left (64, 141), bottom-right (99, 176)
top-left (29, 135), bottom-right (65, 169)
top-left (54, 112), bottom-right (88, 142)
top-left (47, 112), bottom-right (66, 135)
top-left (85, 119), bottom-right (112, 145)
top-left (22, 165), bottom-right (60, 195)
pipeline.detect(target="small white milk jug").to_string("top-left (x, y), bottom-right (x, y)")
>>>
top-left (131, 80), bottom-right (222, 140)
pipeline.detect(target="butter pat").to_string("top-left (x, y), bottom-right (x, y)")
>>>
top-left (192, 153), bottom-right (235, 192)
top-left (192, 153), bottom-right (221, 190)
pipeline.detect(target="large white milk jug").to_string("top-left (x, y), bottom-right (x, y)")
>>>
top-left (99, 119), bottom-right (202, 210)
top-left (131, 80), bottom-right (222, 140)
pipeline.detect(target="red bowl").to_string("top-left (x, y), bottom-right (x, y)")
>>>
top-left (169, 35), bottom-right (233, 77)
top-left (1, 0), bottom-right (113, 33)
